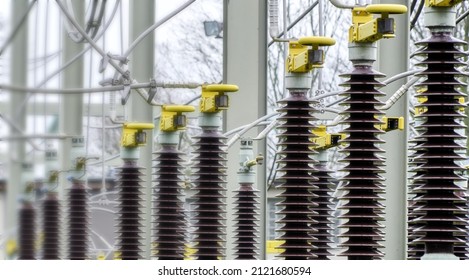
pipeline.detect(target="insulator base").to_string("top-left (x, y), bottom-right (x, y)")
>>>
top-left (338, 65), bottom-right (386, 260)
top-left (152, 144), bottom-right (186, 260)
top-left (116, 160), bottom-right (146, 260)
top-left (18, 201), bottom-right (36, 260)
top-left (274, 91), bottom-right (319, 260)
top-left (191, 129), bottom-right (227, 260)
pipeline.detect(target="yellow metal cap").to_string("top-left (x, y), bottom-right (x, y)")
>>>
top-left (298, 36), bottom-right (336, 47)
top-left (123, 122), bottom-right (155, 130)
top-left (162, 105), bottom-right (195, 113)
top-left (365, 4), bottom-right (408, 14)
top-left (203, 84), bottom-right (239, 93)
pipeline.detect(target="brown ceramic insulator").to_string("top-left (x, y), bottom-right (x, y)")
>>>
top-left (233, 183), bottom-right (260, 259)
top-left (191, 130), bottom-right (227, 260)
top-left (311, 162), bottom-right (334, 260)
top-left (409, 32), bottom-right (469, 259)
top-left (42, 192), bottom-right (61, 259)
top-left (152, 145), bottom-right (186, 260)
top-left (338, 66), bottom-right (386, 260)
top-left (407, 139), bottom-right (425, 260)
top-left (274, 91), bottom-right (319, 260)
top-left (68, 182), bottom-right (89, 260)
top-left (115, 160), bottom-right (146, 260)
top-left (18, 201), bottom-right (36, 260)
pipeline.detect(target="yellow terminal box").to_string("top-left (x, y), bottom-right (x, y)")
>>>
top-left (159, 105), bottom-right (195, 132)
top-left (349, 4), bottom-right (407, 43)
top-left (287, 36), bottom-right (336, 73)
top-left (120, 122), bottom-right (155, 147)
top-left (200, 84), bottom-right (239, 113)
top-left (311, 125), bottom-right (345, 150)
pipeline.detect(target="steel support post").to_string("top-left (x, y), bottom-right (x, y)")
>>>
top-left (224, 0), bottom-right (268, 259)
top-left (129, 0), bottom-right (155, 259)
top-left (5, 0), bottom-right (29, 260)
top-left (59, 0), bottom-right (85, 198)
top-left (378, 0), bottom-right (409, 260)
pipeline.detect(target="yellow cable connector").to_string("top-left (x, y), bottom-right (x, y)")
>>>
top-left (200, 84), bottom-right (239, 113)
top-left (376, 116), bottom-right (405, 132)
top-left (266, 240), bottom-right (285, 254)
top-left (425, 0), bottom-right (463, 7)
top-left (287, 36), bottom-right (336, 73)
top-left (120, 122), bottom-right (155, 148)
top-left (311, 125), bottom-right (345, 150)
top-left (349, 4), bottom-right (407, 43)
top-left (159, 105), bottom-right (195, 132)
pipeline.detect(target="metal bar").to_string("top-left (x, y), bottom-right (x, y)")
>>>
top-left (59, 1), bottom-right (85, 260)
top-left (377, 0), bottom-right (409, 260)
top-left (268, 0), bottom-right (319, 47)
top-left (5, 0), bottom-right (29, 260)
top-left (224, 0), bottom-right (268, 259)
top-left (129, 0), bottom-right (155, 259)
top-left (0, 0), bottom-right (37, 56)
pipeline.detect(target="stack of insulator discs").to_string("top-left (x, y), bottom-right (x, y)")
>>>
top-left (233, 183), bottom-right (260, 259)
top-left (42, 192), bottom-right (61, 259)
top-left (338, 66), bottom-right (386, 260)
top-left (18, 201), bottom-right (36, 260)
top-left (68, 182), bottom-right (88, 260)
top-left (408, 135), bottom-right (426, 259)
top-left (274, 91), bottom-right (319, 260)
top-left (311, 161), bottom-right (334, 259)
top-left (153, 145), bottom-right (186, 260)
top-left (409, 32), bottom-right (469, 259)
top-left (191, 130), bottom-right (227, 260)
top-left (116, 160), bottom-right (146, 260)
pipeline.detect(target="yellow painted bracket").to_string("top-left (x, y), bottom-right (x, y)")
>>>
top-left (159, 105), bottom-right (195, 132)
top-left (266, 240), bottom-right (285, 254)
top-left (287, 36), bottom-right (336, 73)
top-left (350, 4), bottom-right (407, 43)
top-left (200, 84), bottom-right (239, 113)
top-left (311, 125), bottom-right (345, 150)
top-left (376, 116), bottom-right (405, 132)
top-left (425, 0), bottom-right (463, 7)
top-left (120, 122), bottom-right (155, 147)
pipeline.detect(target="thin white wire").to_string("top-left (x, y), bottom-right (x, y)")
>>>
top-left (225, 112), bottom-right (280, 148)
top-left (87, 154), bottom-right (120, 166)
top-left (90, 207), bottom-right (117, 214)
top-left (90, 228), bottom-right (115, 250)
top-left (32, 1), bottom-right (40, 158)
top-left (254, 119), bottom-right (278, 140)
top-left (110, 0), bottom-right (198, 88)
top-left (55, 0), bottom-right (127, 76)
top-left (85, 42), bottom-right (93, 161)
top-left (101, 22), bottom-right (106, 190)
top-left (89, 191), bottom-right (118, 201)
top-left (328, 0), bottom-right (355, 9)
top-left (36, 0), bottom-right (121, 89)
top-left (43, 0), bottom-right (50, 147)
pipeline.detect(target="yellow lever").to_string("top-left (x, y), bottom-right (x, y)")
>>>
top-left (350, 4), bottom-right (407, 43)
top-left (120, 122), bottom-right (155, 147)
top-left (287, 36), bottom-right (336, 73)
top-left (200, 84), bottom-right (239, 113)
top-left (160, 105), bottom-right (195, 132)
